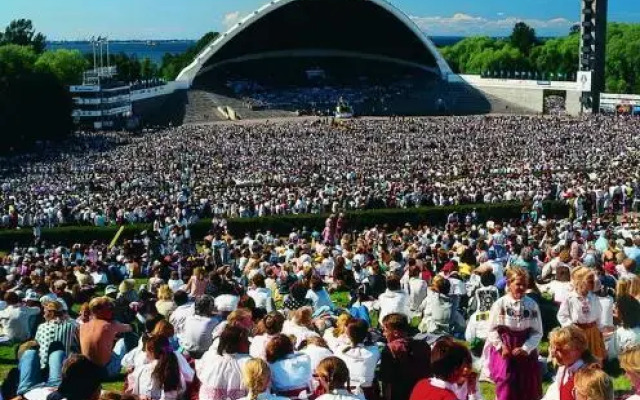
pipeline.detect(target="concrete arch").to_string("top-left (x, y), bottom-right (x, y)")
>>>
top-left (176, 0), bottom-right (453, 86)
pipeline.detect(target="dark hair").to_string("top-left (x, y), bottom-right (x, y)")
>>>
top-left (386, 275), bottom-right (401, 291)
top-left (265, 334), bottom-right (294, 363)
top-left (409, 265), bottom-right (421, 278)
top-left (4, 291), bottom-right (19, 305)
top-left (146, 336), bottom-right (180, 392)
top-left (252, 274), bottom-right (266, 288)
top-left (195, 295), bottom-right (215, 316)
top-left (310, 275), bottom-right (324, 291)
top-left (173, 290), bottom-right (188, 306)
top-left (290, 282), bottom-right (308, 301)
top-left (617, 295), bottom-right (640, 329)
top-left (346, 319), bottom-right (368, 345)
top-left (480, 271), bottom-right (496, 287)
top-left (263, 312), bottom-right (285, 335)
top-left (57, 355), bottom-right (103, 400)
top-left (430, 337), bottom-right (472, 381)
top-left (218, 324), bottom-right (249, 355)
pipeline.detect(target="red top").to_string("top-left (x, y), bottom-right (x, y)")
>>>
top-left (409, 379), bottom-right (458, 400)
top-left (559, 370), bottom-right (576, 400)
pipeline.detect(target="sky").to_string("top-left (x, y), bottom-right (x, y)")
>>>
top-left (0, 0), bottom-right (638, 41)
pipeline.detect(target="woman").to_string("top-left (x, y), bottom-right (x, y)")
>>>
top-left (306, 275), bottom-right (335, 311)
top-left (299, 336), bottom-right (334, 372)
top-left (196, 325), bottom-right (251, 400)
top-left (335, 319), bottom-right (380, 399)
top-left (314, 357), bottom-right (365, 400)
top-left (620, 346), bottom-right (640, 400)
top-left (185, 267), bottom-right (208, 299)
top-left (409, 338), bottom-right (477, 400)
top-left (282, 282), bottom-right (313, 312)
top-left (542, 325), bottom-right (597, 400)
top-left (487, 267), bottom-right (543, 400)
top-left (237, 358), bottom-right (289, 400)
top-left (614, 295), bottom-right (640, 353)
top-left (405, 265), bottom-right (428, 316)
top-left (557, 266), bottom-right (606, 361)
top-left (266, 334), bottom-right (312, 398)
top-left (573, 365), bottom-right (613, 400)
top-left (282, 306), bottom-right (320, 349)
top-left (250, 312), bottom-right (285, 360)
top-left (323, 313), bottom-right (352, 353)
top-left (127, 336), bottom-right (184, 400)
top-left (417, 276), bottom-right (458, 335)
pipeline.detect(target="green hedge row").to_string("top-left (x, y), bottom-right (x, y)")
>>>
top-left (0, 201), bottom-right (568, 250)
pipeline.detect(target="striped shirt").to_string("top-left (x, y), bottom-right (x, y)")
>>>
top-left (35, 318), bottom-right (79, 368)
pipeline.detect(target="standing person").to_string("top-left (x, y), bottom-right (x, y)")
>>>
top-left (487, 267), bottom-right (543, 400)
top-left (409, 338), bottom-right (478, 400)
top-left (79, 297), bottom-right (133, 378)
top-left (542, 325), bottom-right (597, 400)
top-left (314, 357), bottom-right (365, 400)
top-left (378, 313), bottom-right (430, 400)
top-left (557, 266), bottom-right (606, 362)
top-left (35, 301), bottom-right (79, 370)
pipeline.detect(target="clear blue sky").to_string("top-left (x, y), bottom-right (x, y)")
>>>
top-left (0, 0), bottom-right (637, 40)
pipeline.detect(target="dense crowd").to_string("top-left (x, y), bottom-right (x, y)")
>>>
top-left (1, 211), bottom-right (640, 400)
top-left (1, 115), bottom-right (640, 229)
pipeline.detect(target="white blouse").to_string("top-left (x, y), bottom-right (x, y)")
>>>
top-left (323, 329), bottom-right (351, 353)
top-left (249, 333), bottom-right (276, 360)
top-left (282, 320), bottom-right (320, 349)
top-left (557, 291), bottom-right (602, 328)
top-left (269, 353), bottom-right (312, 392)
top-left (487, 294), bottom-right (543, 354)
top-left (129, 360), bottom-right (185, 400)
top-left (121, 341), bottom-right (194, 383)
top-left (316, 389), bottom-right (365, 400)
top-left (196, 352), bottom-right (250, 400)
top-left (299, 344), bottom-right (334, 371)
top-left (334, 344), bottom-right (380, 388)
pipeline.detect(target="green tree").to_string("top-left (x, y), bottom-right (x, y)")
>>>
top-left (0, 44), bottom-right (37, 79)
top-left (140, 57), bottom-right (157, 79)
top-left (159, 32), bottom-right (220, 80)
top-left (1, 19), bottom-right (46, 53)
top-left (35, 49), bottom-right (88, 85)
top-left (509, 22), bottom-right (538, 56)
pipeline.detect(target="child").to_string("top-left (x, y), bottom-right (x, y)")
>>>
top-left (573, 365), bottom-right (613, 400)
top-left (487, 266), bottom-right (543, 400)
top-left (557, 266), bottom-right (606, 362)
top-left (185, 267), bottom-right (207, 299)
top-left (314, 357), bottom-right (365, 400)
top-left (237, 358), bottom-right (289, 400)
top-left (127, 336), bottom-right (184, 400)
top-left (620, 346), bottom-right (640, 400)
top-left (167, 271), bottom-right (184, 293)
top-left (409, 337), bottom-right (478, 400)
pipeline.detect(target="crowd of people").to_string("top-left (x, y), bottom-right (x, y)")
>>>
top-left (0, 115), bottom-right (640, 228)
top-left (0, 209), bottom-right (639, 400)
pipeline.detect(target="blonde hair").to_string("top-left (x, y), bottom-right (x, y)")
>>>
top-left (572, 266), bottom-right (595, 293)
top-left (193, 267), bottom-right (205, 279)
top-left (333, 313), bottom-right (353, 338)
top-left (293, 306), bottom-right (313, 327)
top-left (157, 285), bottom-right (173, 301)
top-left (505, 266), bottom-right (529, 286)
top-left (617, 279), bottom-right (631, 298)
top-left (620, 346), bottom-right (640, 374)
top-left (574, 366), bottom-right (613, 400)
top-left (628, 276), bottom-right (640, 299)
top-left (549, 325), bottom-right (589, 355)
top-left (242, 358), bottom-right (271, 400)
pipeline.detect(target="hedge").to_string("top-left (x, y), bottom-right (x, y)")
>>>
top-left (0, 201), bottom-right (568, 250)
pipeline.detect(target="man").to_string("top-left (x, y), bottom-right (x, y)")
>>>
top-left (0, 292), bottom-right (40, 343)
top-left (79, 296), bottom-right (133, 378)
top-left (179, 295), bottom-right (220, 359)
top-left (168, 290), bottom-right (194, 337)
top-left (377, 275), bottom-right (410, 326)
top-left (34, 301), bottom-right (79, 369)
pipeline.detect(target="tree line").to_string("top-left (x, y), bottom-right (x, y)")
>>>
top-left (439, 22), bottom-right (640, 94)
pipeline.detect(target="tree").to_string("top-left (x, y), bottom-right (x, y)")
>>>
top-left (1, 19), bottom-right (46, 54)
top-left (0, 44), bottom-right (37, 80)
top-left (510, 22), bottom-right (538, 55)
top-left (140, 57), bottom-right (157, 79)
top-left (35, 49), bottom-right (88, 85)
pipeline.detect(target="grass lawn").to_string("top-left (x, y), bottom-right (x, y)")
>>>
top-left (0, 288), bottom-right (632, 398)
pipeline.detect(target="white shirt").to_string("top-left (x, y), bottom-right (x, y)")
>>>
top-left (465, 310), bottom-right (491, 341)
top-left (487, 294), bottom-right (543, 354)
top-left (196, 352), bottom-right (250, 400)
top-left (334, 344), bottom-right (380, 388)
top-left (168, 303), bottom-right (194, 337)
top-left (540, 281), bottom-right (571, 304)
top-left (121, 340), bottom-right (194, 383)
top-left (129, 359), bottom-right (185, 400)
top-left (0, 305), bottom-right (39, 342)
top-left (282, 320), bottom-right (319, 348)
top-left (269, 353), bottom-right (312, 392)
top-left (299, 344), bottom-right (333, 371)
top-left (406, 277), bottom-right (428, 312)
top-left (615, 326), bottom-right (640, 353)
top-left (249, 333), bottom-right (276, 360)
top-left (247, 288), bottom-right (274, 312)
top-left (377, 290), bottom-right (410, 325)
top-left (179, 315), bottom-right (219, 354)
top-left (323, 329), bottom-right (351, 353)
top-left (215, 294), bottom-right (240, 313)
top-left (557, 291), bottom-right (602, 328)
